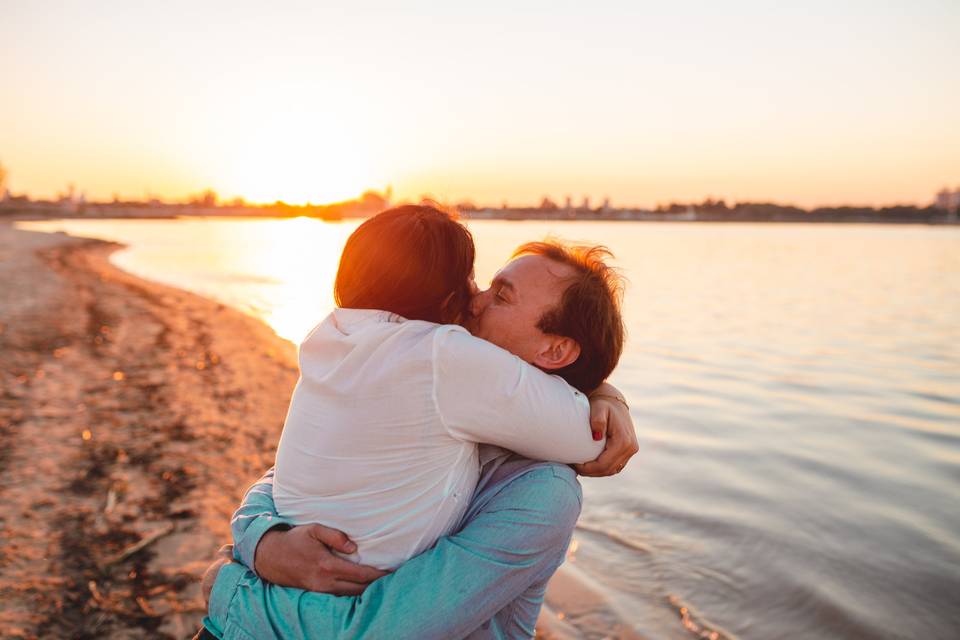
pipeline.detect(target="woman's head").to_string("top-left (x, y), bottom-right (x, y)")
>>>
top-left (334, 204), bottom-right (476, 324)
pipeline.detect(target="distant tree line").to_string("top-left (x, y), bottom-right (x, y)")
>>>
top-left (654, 198), bottom-right (946, 223)
top-left (0, 183), bottom-right (392, 221)
top-left (262, 190), bottom-right (389, 219)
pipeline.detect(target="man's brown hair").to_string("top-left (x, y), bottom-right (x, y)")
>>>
top-left (512, 240), bottom-right (625, 392)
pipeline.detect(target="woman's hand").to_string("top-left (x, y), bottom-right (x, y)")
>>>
top-left (254, 523), bottom-right (388, 595)
top-left (576, 382), bottom-right (639, 477)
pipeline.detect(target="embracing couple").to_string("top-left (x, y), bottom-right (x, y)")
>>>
top-left (196, 204), bottom-right (638, 639)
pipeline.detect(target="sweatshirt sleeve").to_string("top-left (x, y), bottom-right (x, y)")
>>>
top-left (432, 327), bottom-right (603, 464)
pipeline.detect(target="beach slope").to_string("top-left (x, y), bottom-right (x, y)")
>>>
top-left (0, 224), bottom-right (298, 638)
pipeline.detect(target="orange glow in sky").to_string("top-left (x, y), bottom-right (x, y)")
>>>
top-left (1, 2), bottom-right (958, 208)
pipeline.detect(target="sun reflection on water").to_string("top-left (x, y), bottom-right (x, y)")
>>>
top-left (18, 216), bottom-right (361, 342)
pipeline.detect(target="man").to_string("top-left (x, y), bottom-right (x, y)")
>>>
top-left (199, 240), bottom-right (638, 639)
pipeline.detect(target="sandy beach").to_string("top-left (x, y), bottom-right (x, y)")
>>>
top-left (0, 223), bottom-right (617, 640)
top-left (0, 223), bottom-right (299, 638)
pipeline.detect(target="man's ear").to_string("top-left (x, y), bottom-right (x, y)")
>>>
top-left (532, 336), bottom-right (580, 371)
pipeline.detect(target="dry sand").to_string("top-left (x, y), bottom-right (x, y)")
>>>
top-left (0, 223), bottom-right (298, 638)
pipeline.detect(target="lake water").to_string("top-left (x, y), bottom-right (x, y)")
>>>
top-left (18, 218), bottom-right (960, 639)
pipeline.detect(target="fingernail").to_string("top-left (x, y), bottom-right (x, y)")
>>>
top-left (345, 542), bottom-right (357, 552)
top-left (592, 431), bottom-right (602, 441)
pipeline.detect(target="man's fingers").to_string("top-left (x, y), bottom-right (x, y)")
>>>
top-left (323, 554), bottom-right (389, 583)
top-left (308, 523), bottom-right (357, 554)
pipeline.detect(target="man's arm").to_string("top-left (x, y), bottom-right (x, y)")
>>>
top-left (231, 468), bottom-right (386, 595)
top-left (207, 464), bottom-right (582, 640)
top-left (231, 467), bottom-right (292, 568)
top-left (228, 379), bottom-right (635, 590)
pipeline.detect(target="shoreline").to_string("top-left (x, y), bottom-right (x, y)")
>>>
top-left (6, 208), bottom-right (960, 226)
top-left (0, 223), bottom-right (298, 638)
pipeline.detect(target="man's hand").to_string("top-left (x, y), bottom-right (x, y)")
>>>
top-left (576, 382), bottom-right (639, 477)
top-left (201, 544), bottom-right (234, 606)
top-left (254, 523), bottom-right (389, 595)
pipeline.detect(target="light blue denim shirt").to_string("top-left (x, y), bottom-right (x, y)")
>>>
top-left (203, 448), bottom-right (582, 639)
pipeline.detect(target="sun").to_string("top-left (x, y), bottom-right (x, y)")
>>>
top-left (219, 114), bottom-right (378, 205)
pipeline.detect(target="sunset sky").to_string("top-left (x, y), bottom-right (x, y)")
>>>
top-left (2, 1), bottom-right (958, 208)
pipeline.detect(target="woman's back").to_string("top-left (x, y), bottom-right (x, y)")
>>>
top-left (272, 307), bottom-right (601, 570)
top-left (273, 308), bottom-right (480, 570)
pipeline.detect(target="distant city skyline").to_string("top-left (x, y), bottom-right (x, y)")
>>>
top-left (3, 177), bottom-right (959, 212)
top-left (2, 1), bottom-right (958, 208)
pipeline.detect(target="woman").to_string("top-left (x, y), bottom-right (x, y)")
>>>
top-left (272, 204), bottom-right (602, 570)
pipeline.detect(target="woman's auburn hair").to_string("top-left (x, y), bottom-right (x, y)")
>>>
top-left (334, 204), bottom-right (475, 325)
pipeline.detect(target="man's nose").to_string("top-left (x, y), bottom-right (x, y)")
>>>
top-left (469, 288), bottom-right (491, 317)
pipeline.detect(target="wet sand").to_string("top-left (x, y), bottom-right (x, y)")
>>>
top-left (0, 224), bottom-right (298, 638)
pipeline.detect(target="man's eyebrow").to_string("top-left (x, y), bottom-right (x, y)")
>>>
top-left (492, 274), bottom-right (516, 292)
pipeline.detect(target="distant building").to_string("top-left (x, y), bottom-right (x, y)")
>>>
top-left (539, 196), bottom-right (558, 210)
top-left (59, 183), bottom-right (83, 213)
top-left (601, 197), bottom-right (611, 211)
top-left (581, 196), bottom-right (590, 210)
top-left (564, 195), bottom-right (572, 210)
top-left (935, 187), bottom-right (960, 214)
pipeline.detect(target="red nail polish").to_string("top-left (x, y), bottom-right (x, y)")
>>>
top-left (592, 431), bottom-right (602, 440)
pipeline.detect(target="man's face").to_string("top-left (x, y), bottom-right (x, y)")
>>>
top-left (465, 254), bottom-right (576, 367)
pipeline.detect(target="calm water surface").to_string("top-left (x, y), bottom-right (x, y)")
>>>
top-left (19, 218), bottom-right (960, 639)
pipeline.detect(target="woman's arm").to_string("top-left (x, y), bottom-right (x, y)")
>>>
top-left (577, 383), bottom-right (640, 476)
top-left (433, 328), bottom-right (603, 463)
